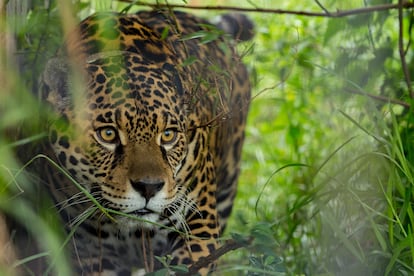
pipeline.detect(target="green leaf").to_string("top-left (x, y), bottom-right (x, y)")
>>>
top-left (323, 18), bottom-right (347, 45)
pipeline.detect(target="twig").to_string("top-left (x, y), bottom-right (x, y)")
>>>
top-left (344, 87), bottom-right (411, 108)
top-left (118, 1), bottom-right (414, 18)
top-left (398, 0), bottom-right (413, 98)
top-left (314, 0), bottom-right (330, 15)
top-left (183, 237), bottom-right (253, 275)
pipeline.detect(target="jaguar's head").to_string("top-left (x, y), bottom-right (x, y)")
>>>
top-left (41, 51), bottom-right (194, 229)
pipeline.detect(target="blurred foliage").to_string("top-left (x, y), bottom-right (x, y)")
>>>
top-left (1, 0), bottom-right (414, 275)
top-left (226, 0), bottom-right (414, 275)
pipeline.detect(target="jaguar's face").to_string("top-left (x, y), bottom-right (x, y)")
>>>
top-left (46, 53), bottom-right (190, 228)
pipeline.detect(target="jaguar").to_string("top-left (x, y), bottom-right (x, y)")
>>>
top-left (28, 8), bottom-right (252, 275)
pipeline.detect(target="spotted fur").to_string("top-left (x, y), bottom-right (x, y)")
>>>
top-left (38, 9), bottom-right (252, 275)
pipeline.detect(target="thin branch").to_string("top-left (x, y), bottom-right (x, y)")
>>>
top-left (398, 0), bottom-right (413, 98)
top-left (118, 1), bottom-right (414, 18)
top-left (344, 87), bottom-right (411, 108)
top-left (184, 237), bottom-right (253, 275)
top-left (314, 0), bottom-right (330, 15)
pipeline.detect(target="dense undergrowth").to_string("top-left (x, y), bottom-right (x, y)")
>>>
top-left (1, 0), bottom-right (413, 275)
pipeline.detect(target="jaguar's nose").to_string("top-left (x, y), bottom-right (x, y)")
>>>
top-left (130, 179), bottom-right (165, 201)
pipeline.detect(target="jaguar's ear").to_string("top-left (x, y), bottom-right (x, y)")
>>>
top-left (39, 57), bottom-right (71, 112)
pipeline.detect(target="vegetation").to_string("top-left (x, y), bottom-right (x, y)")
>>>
top-left (1, 0), bottom-right (413, 275)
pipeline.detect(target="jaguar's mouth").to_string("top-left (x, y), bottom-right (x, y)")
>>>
top-left (114, 208), bottom-right (160, 229)
top-left (127, 208), bottom-right (154, 216)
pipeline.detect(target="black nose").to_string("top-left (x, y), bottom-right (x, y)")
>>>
top-left (130, 179), bottom-right (165, 201)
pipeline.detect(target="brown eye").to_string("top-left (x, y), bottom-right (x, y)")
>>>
top-left (160, 129), bottom-right (177, 145)
top-left (97, 127), bottom-right (118, 144)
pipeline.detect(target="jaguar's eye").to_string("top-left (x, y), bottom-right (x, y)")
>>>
top-left (160, 129), bottom-right (178, 145)
top-left (96, 127), bottom-right (119, 144)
